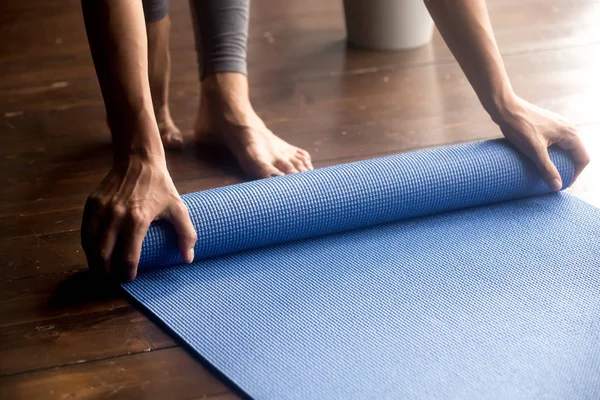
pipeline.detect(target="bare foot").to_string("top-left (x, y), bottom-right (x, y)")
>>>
top-left (156, 109), bottom-right (184, 150)
top-left (194, 74), bottom-right (313, 179)
top-left (195, 106), bottom-right (313, 178)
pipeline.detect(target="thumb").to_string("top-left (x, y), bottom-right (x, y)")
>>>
top-left (163, 200), bottom-right (197, 263)
top-left (529, 143), bottom-right (562, 191)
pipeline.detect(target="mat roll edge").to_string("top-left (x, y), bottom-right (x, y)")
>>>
top-left (139, 139), bottom-right (575, 269)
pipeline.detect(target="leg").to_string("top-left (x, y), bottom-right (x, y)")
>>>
top-left (190, 0), bottom-right (312, 178)
top-left (143, 0), bottom-right (183, 149)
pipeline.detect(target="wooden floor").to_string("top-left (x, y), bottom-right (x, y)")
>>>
top-left (1, 0), bottom-right (599, 398)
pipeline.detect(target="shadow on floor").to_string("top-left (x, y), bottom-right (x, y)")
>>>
top-left (48, 269), bottom-right (122, 309)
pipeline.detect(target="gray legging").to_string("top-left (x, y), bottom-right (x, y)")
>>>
top-left (142, 0), bottom-right (249, 78)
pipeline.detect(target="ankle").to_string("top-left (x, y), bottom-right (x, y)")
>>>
top-left (154, 105), bottom-right (172, 123)
top-left (202, 73), bottom-right (253, 107)
top-left (200, 73), bottom-right (258, 127)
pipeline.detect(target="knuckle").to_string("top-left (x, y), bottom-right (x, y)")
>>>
top-left (128, 208), bottom-right (148, 225)
top-left (531, 134), bottom-right (546, 148)
top-left (531, 141), bottom-right (548, 157)
top-left (84, 194), bottom-right (107, 214)
top-left (176, 201), bottom-right (190, 216)
top-left (567, 125), bottom-right (578, 136)
top-left (86, 193), bottom-right (102, 206)
top-left (110, 203), bottom-right (126, 219)
top-left (582, 153), bottom-right (591, 166)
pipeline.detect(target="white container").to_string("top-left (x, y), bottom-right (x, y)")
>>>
top-left (343, 0), bottom-right (435, 50)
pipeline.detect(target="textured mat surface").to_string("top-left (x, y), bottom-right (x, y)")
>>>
top-left (124, 139), bottom-right (600, 399)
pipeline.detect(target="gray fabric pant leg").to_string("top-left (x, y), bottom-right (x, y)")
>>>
top-left (141, 0), bottom-right (169, 23)
top-left (141, 0), bottom-right (250, 78)
top-left (189, 0), bottom-right (249, 78)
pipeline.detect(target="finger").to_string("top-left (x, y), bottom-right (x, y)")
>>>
top-left (274, 158), bottom-right (299, 174)
top-left (528, 142), bottom-right (563, 191)
top-left (97, 205), bottom-right (126, 276)
top-left (556, 133), bottom-right (590, 182)
top-left (81, 196), bottom-right (119, 275)
top-left (113, 211), bottom-right (152, 282)
top-left (162, 200), bottom-right (197, 264)
top-left (81, 198), bottom-right (102, 268)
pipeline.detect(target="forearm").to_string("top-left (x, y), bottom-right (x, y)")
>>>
top-left (82, 0), bottom-right (164, 161)
top-left (424, 0), bottom-right (515, 121)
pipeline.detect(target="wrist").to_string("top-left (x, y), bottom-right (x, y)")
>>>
top-left (112, 136), bottom-right (166, 165)
top-left (482, 87), bottom-right (519, 125)
top-left (112, 152), bottom-right (167, 174)
top-left (108, 110), bottom-right (166, 165)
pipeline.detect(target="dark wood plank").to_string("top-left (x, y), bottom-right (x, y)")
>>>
top-left (0, 347), bottom-right (236, 400)
top-left (3, 36), bottom-right (599, 156)
top-left (0, 271), bottom-right (127, 328)
top-left (1, 0), bottom-right (599, 398)
top-left (0, 231), bottom-right (84, 282)
top-left (2, 0), bottom-right (599, 90)
top-left (0, 306), bottom-right (174, 376)
top-left (3, 41), bottom-right (600, 218)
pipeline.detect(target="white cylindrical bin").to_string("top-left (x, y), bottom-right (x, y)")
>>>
top-left (343, 0), bottom-right (435, 50)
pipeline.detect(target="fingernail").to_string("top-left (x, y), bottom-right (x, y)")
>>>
top-left (551, 178), bottom-right (562, 191)
top-left (186, 248), bottom-right (195, 263)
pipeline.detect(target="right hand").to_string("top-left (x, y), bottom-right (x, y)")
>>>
top-left (81, 154), bottom-right (197, 281)
top-left (494, 96), bottom-right (590, 190)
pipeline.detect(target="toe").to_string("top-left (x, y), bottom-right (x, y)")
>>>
top-left (291, 155), bottom-right (308, 172)
top-left (159, 121), bottom-right (184, 150)
top-left (296, 149), bottom-right (313, 170)
top-left (274, 158), bottom-right (299, 174)
top-left (162, 132), bottom-right (184, 150)
top-left (241, 158), bottom-right (284, 179)
top-left (256, 163), bottom-right (285, 179)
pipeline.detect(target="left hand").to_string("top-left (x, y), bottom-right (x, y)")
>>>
top-left (494, 96), bottom-right (589, 191)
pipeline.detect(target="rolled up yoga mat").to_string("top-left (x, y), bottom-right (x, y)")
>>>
top-left (123, 139), bottom-right (600, 400)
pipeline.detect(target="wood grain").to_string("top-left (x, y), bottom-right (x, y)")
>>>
top-left (0, 271), bottom-right (127, 328)
top-left (1, 0), bottom-right (598, 398)
top-left (2, 41), bottom-right (600, 241)
top-left (0, 306), bottom-right (173, 376)
top-left (0, 348), bottom-right (236, 400)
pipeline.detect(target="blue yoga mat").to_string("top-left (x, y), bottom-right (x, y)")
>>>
top-left (123, 139), bottom-right (600, 399)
